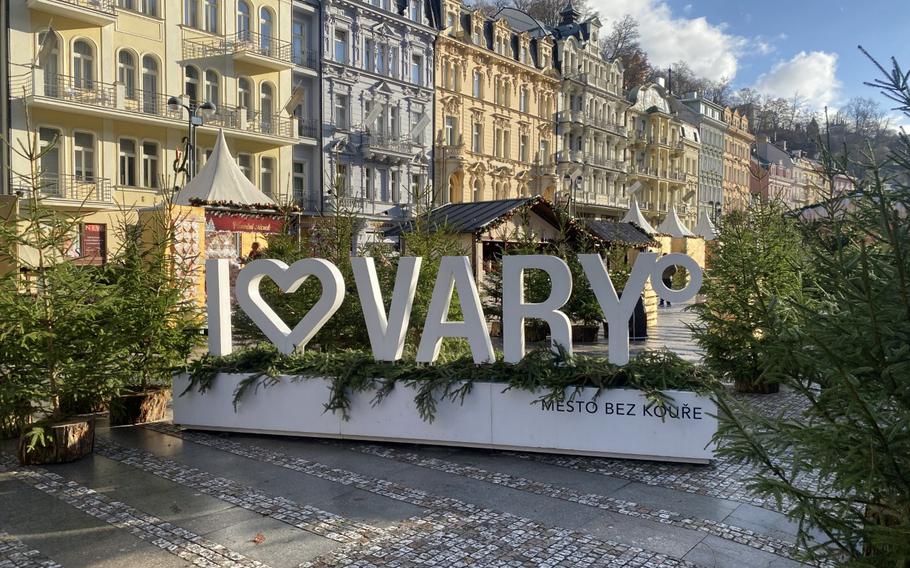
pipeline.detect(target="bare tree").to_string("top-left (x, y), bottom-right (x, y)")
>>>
top-left (600, 15), bottom-right (651, 88)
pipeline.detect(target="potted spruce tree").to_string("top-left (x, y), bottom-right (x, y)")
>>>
top-left (105, 215), bottom-right (203, 426)
top-left (0, 132), bottom-right (126, 463)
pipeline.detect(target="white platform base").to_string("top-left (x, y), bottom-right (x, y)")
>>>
top-left (172, 374), bottom-right (718, 464)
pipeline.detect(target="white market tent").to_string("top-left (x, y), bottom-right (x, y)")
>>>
top-left (693, 209), bottom-right (718, 241)
top-left (174, 129), bottom-right (277, 207)
top-left (620, 196), bottom-right (657, 235)
top-left (656, 207), bottom-right (695, 238)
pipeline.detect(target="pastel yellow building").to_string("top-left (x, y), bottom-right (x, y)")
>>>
top-left (722, 107), bottom-right (754, 212)
top-left (433, 0), bottom-right (559, 205)
top-left (5, 0), bottom-right (300, 264)
top-left (791, 152), bottom-right (825, 205)
top-left (626, 82), bottom-right (695, 227)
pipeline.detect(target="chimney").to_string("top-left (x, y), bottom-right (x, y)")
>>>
top-left (656, 77), bottom-right (666, 88)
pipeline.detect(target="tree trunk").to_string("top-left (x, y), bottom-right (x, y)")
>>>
top-left (109, 388), bottom-right (170, 426)
top-left (17, 418), bottom-right (95, 465)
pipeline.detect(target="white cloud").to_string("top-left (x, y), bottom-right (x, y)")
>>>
top-left (590, 0), bottom-right (746, 82)
top-left (753, 51), bottom-right (840, 107)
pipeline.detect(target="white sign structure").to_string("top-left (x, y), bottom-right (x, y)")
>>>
top-left (207, 252), bottom-right (702, 365)
top-left (173, 374), bottom-right (718, 463)
top-left (185, 252), bottom-right (713, 463)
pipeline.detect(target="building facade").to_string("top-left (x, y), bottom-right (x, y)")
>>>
top-left (551, 3), bottom-right (629, 219)
top-left (321, 0), bottom-right (438, 233)
top-left (7, 0), bottom-right (300, 261)
top-left (722, 106), bottom-right (754, 212)
top-left (678, 93), bottom-right (725, 223)
top-left (626, 81), bottom-right (693, 226)
top-left (433, 0), bottom-right (559, 206)
top-left (754, 138), bottom-right (800, 208)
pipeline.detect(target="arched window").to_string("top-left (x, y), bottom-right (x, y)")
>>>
top-left (519, 86), bottom-right (528, 113)
top-left (238, 77), bottom-right (252, 110)
top-left (141, 56), bottom-right (159, 113)
top-left (448, 175), bottom-right (459, 204)
top-left (204, 69), bottom-right (219, 104)
top-left (118, 50), bottom-right (136, 99)
top-left (237, 0), bottom-right (251, 39)
top-left (259, 8), bottom-right (273, 55)
top-left (260, 83), bottom-right (273, 133)
top-left (184, 66), bottom-right (199, 102)
top-left (73, 40), bottom-right (94, 89)
top-left (472, 178), bottom-right (481, 202)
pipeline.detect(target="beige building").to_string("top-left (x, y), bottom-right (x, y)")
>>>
top-left (791, 152), bottom-right (825, 205)
top-left (626, 81), bottom-right (696, 227)
top-left (722, 107), bottom-right (754, 212)
top-left (550, 3), bottom-right (629, 220)
top-left (5, 0), bottom-right (300, 263)
top-left (434, 0), bottom-right (559, 205)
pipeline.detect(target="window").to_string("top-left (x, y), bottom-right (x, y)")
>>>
top-left (472, 123), bottom-right (482, 153)
top-left (292, 19), bottom-right (306, 64)
top-left (376, 44), bottom-right (386, 75)
top-left (539, 139), bottom-right (550, 165)
top-left (260, 157), bottom-right (274, 197)
top-left (363, 39), bottom-right (375, 72)
top-left (334, 29), bottom-right (348, 63)
top-left (473, 179), bottom-right (481, 201)
top-left (390, 106), bottom-right (399, 137)
top-left (446, 12), bottom-right (456, 34)
top-left (260, 83), bottom-right (273, 132)
top-left (204, 70), bottom-right (219, 104)
top-left (237, 0), bottom-right (251, 39)
top-left (119, 139), bottom-right (137, 186)
top-left (519, 134), bottom-right (529, 162)
top-left (141, 56), bottom-right (158, 113)
top-left (365, 167), bottom-right (374, 200)
top-left (118, 0), bottom-right (134, 10)
top-left (494, 128), bottom-right (502, 157)
top-left (409, 0), bottom-right (420, 22)
top-left (73, 40), bottom-right (93, 89)
top-left (411, 173), bottom-right (423, 201)
top-left (74, 132), bottom-right (95, 180)
top-left (334, 94), bottom-right (349, 129)
top-left (472, 70), bottom-right (482, 98)
top-left (503, 129), bottom-right (510, 159)
top-left (335, 163), bottom-right (349, 195)
top-left (184, 66), bottom-right (199, 102)
top-left (472, 24), bottom-right (481, 45)
top-left (292, 161), bottom-right (306, 202)
top-left (259, 8), bottom-right (273, 53)
top-left (390, 46), bottom-right (399, 78)
top-left (444, 116), bottom-right (456, 146)
top-left (204, 0), bottom-right (217, 32)
top-left (184, 0), bottom-right (198, 27)
top-left (237, 154), bottom-right (252, 180)
top-left (238, 77), bottom-right (251, 109)
top-left (519, 87), bottom-right (528, 113)
top-left (411, 54), bottom-right (423, 85)
top-left (39, 128), bottom-right (60, 191)
top-left (379, 169), bottom-right (390, 202)
top-left (142, 142), bottom-right (159, 188)
top-left (391, 170), bottom-right (399, 203)
top-left (118, 51), bottom-right (136, 99)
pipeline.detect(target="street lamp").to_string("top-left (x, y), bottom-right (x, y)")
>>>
top-left (168, 96), bottom-right (216, 180)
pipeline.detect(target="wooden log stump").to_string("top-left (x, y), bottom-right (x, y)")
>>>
top-left (109, 388), bottom-right (170, 426)
top-left (17, 418), bottom-right (95, 465)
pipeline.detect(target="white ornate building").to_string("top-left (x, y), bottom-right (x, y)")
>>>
top-left (321, 0), bottom-right (439, 237)
top-left (551, 2), bottom-right (629, 219)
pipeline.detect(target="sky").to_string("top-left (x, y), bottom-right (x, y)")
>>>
top-left (587, 0), bottom-right (910, 125)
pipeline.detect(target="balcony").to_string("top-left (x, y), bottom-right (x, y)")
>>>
top-left (362, 134), bottom-right (413, 163)
top-left (631, 165), bottom-right (659, 178)
top-left (14, 71), bottom-right (299, 145)
top-left (297, 117), bottom-right (318, 140)
top-left (13, 173), bottom-right (113, 205)
top-left (587, 155), bottom-right (627, 173)
top-left (556, 110), bottom-right (585, 125)
top-left (668, 171), bottom-right (688, 184)
top-left (586, 115), bottom-right (627, 137)
top-left (183, 31), bottom-right (295, 71)
top-left (27, 0), bottom-right (116, 26)
top-left (556, 149), bottom-right (584, 163)
top-left (292, 49), bottom-right (319, 72)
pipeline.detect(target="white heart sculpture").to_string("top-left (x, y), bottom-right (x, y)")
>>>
top-left (235, 258), bottom-right (345, 355)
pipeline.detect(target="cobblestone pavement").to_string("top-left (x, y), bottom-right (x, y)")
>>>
top-left (0, 530), bottom-right (61, 568)
top-left (0, 305), bottom-right (824, 568)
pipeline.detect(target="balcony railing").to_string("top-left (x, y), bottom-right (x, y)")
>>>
top-left (586, 115), bottom-right (627, 137)
top-left (183, 31), bottom-right (294, 66)
top-left (211, 108), bottom-right (296, 139)
top-left (292, 48), bottom-right (318, 70)
top-left (14, 173), bottom-right (113, 203)
top-left (29, 0), bottom-right (117, 23)
top-left (632, 165), bottom-right (659, 178)
top-left (363, 134), bottom-right (412, 154)
top-left (297, 117), bottom-right (318, 138)
top-left (556, 149), bottom-right (583, 163)
top-left (44, 0), bottom-right (116, 13)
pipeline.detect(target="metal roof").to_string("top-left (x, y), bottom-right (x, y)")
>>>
top-left (584, 220), bottom-right (659, 248)
top-left (385, 198), bottom-right (539, 237)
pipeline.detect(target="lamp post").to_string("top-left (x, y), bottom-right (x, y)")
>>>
top-left (168, 96), bottom-right (216, 180)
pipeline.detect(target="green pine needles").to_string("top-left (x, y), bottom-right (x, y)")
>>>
top-left (183, 345), bottom-right (717, 423)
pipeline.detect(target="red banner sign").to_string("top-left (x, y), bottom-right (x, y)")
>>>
top-left (206, 213), bottom-right (284, 234)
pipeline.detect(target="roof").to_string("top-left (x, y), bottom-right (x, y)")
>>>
top-left (620, 196), bottom-right (657, 234)
top-left (584, 220), bottom-right (659, 248)
top-left (694, 209), bottom-right (718, 241)
top-left (175, 130), bottom-right (277, 208)
top-left (385, 198), bottom-right (539, 237)
top-left (656, 207), bottom-right (695, 238)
